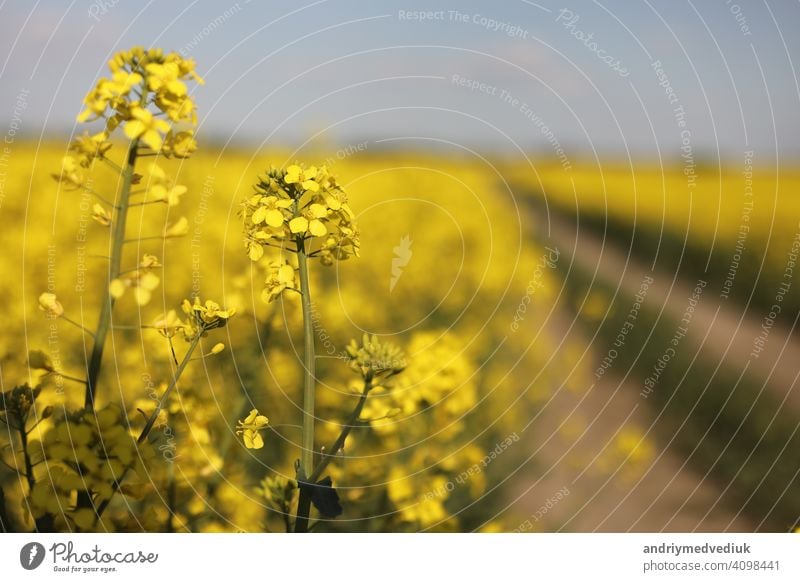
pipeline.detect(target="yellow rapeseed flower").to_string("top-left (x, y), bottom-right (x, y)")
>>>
top-left (124, 106), bottom-right (170, 150)
top-left (144, 62), bottom-right (187, 96)
top-left (38, 293), bottom-right (64, 318)
top-left (109, 271), bottom-right (160, 306)
top-left (146, 163), bottom-right (186, 206)
top-left (262, 260), bottom-right (297, 303)
top-left (236, 408), bottom-right (269, 449)
top-left (182, 297), bottom-right (236, 331)
top-left (152, 309), bottom-right (187, 338)
top-left (162, 130), bottom-right (197, 158)
top-left (52, 155), bottom-right (85, 189)
top-left (284, 164), bottom-right (320, 191)
top-left (251, 196), bottom-right (292, 228)
top-left (289, 203), bottom-right (328, 237)
top-left (163, 217), bottom-right (189, 238)
top-left (91, 203), bottom-right (112, 226)
top-left (140, 254), bottom-right (161, 268)
top-left (71, 131), bottom-right (112, 164)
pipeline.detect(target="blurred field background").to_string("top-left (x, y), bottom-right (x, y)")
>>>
top-left (0, 141), bottom-right (797, 531)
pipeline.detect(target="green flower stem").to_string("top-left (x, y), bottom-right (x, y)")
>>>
top-left (18, 423), bottom-right (35, 493)
top-left (137, 330), bottom-right (203, 444)
top-left (80, 186), bottom-right (117, 209)
top-left (61, 315), bottom-right (95, 338)
top-left (296, 237), bottom-right (316, 479)
top-left (94, 330), bottom-right (203, 520)
top-left (84, 137), bottom-right (139, 410)
top-left (309, 373), bottom-right (372, 484)
top-left (293, 232), bottom-right (317, 533)
top-left (295, 374), bottom-right (373, 533)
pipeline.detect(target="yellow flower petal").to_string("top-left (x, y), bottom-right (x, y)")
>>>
top-left (248, 243), bottom-right (264, 261)
top-left (124, 120), bottom-right (146, 140)
top-left (251, 432), bottom-right (264, 449)
top-left (309, 203), bottom-right (327, 218)
top-left (134, 287), bottom-right (152, 306)
top-left (302, 179), bottom-right (319, 192)
top-left (148, 162), bottom-right (167, 180)
top-left (251, 207), bottom-right (267, 224)
top-left (309, 219), bottom-right (327, 237)
top-left (164, 217), bottom-right (189, 237)
top-left (141, 129), bottom-right (163, 151)
top-left (278, 264), bottom-right (295, 284)
top-left (243, 429), bottom-right (264, 449)
top-left (139, 272), bottom-right (160, 291)
top-left (289, 216), bottom-right (308, 234)
top-left (324, 195), bottom-right (341, 210)
top-left (265, 209), bottom-right (284, 227)
top-left (109, 279), bottom-right (126, 298)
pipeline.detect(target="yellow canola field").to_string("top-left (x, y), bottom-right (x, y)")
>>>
top-left (510, 160), bottom-right (800, 281)
top-left (0, 143), bottom-right (654, 532)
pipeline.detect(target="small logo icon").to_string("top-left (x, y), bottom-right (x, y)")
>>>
top-left (390, 235), bottom-right (413, 292)
top-left (20, 542), bottom-right (46, 570)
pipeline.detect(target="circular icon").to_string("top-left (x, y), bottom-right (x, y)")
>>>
top-left (20, 542), bottom-right (46, 570)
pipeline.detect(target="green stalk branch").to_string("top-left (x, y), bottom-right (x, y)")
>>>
top-left (295, 374), bottom-right (373, 533)
top-left (62, 315), bottom-right (96, 338)
top-left (18, 423), bottom-right (36, 493)
top-left (94, 330), bottom-right (204, 519)
top-left (84, 137), bottom-right (139, 410)
top-left (137, 331), bottom-right (203, 444)
top-left (310, 373), bottom-right (372, 484)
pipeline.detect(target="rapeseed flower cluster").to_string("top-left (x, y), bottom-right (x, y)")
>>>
top-left (345, 333), bottom-right (407, 379)
top-left (54, 47), bottom-right (201, 190)
top-left (241, 164), bottom-right (359, 268)
top-left (30, 406), bottom-right (154, 531)
top-left (152, 297), bottom-right (235, 339)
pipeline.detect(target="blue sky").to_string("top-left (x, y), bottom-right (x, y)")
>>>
top-left (1, 0), bottom-right (798, 161)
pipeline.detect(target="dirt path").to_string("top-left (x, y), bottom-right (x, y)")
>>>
top-left (500, 201), bottom-right (800, 531)
top-left (538, 205), bottom-right (800, 412)
top-left (507, 349), bottom-right (754, 531)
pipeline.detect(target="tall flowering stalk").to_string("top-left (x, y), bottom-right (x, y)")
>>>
top-left (242, 164), bottom-right (368, 531)
top-left (52, 47), bottom-right (202, 410)
top-left (92, 298), bottom-right (235, 521)
top-left (17, 47), bottom-right (237, 532)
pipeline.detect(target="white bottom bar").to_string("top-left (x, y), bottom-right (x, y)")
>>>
top-left (1, 533), bottom-right (798, 580)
